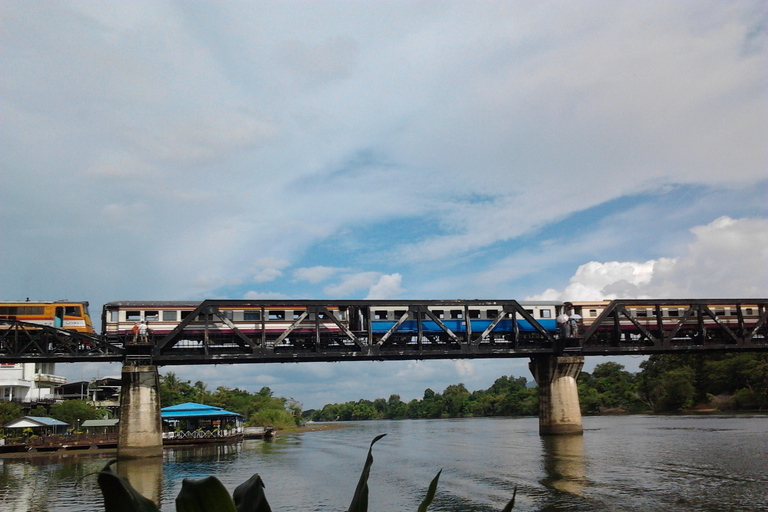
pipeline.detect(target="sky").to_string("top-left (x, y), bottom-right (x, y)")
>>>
top-left (1, 0), bottom-right (766, 410)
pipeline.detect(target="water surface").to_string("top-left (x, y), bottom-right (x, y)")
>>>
top-left (1, 415), bottom-right (765, 511)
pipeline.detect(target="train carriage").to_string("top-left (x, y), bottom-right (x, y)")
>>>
top-left (102, 301), bottom-right (347, 345)
top-left (368, 302), bottom-right (561, 341)
top-left (569, 300), bottom-right (766, 343)
top-left (0, 300), bottom-right (95, 333)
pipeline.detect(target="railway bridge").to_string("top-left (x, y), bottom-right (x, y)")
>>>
top-left (1, 298), bottom-right (766, 458)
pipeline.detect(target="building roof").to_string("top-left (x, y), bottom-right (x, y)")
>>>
top-left (81, 419), bottom-right (120, 427)
top-left (3, 416), bottom-right (69, 428)
top-left (161, 402), bottom-right (243, 419)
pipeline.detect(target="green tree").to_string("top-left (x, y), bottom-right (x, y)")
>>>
top-left (49, 400), bottom-right (101, 429)
top-left (0, 401), bottom-right (22, 425)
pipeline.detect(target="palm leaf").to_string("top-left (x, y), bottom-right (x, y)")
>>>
top-left (175, 476), bottom-right (238, 512)
top-left (417, 469), bottom-right (442, 512)
top-left (97, 460), bottom-right (160, 512)
top-left (347, 433), bottom-right (387, 512)
top-left (233, 474), bottom-right (272, 512)
top-left (500, 485), bottom-right (517, 512)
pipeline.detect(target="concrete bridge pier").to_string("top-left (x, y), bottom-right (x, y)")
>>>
top-left (529, 356), bottom-right (585, 436)
top-left (118, 364), bottom-right (163, 459)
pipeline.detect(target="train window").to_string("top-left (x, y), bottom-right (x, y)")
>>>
top-left (292, 311), bottom-right (302, 320)
top-left (668, 309), bottom-right (679, 317)
top-left (394, 310), bottom-right (407, 319)
top-left (108, 310), bottom-right (118, 322)
top-left (269, 311), bottom-right (285, 321)
top-left (180, 311), bottom-right (193, 320)
top-left (374, 310), bottom-right (388, 320)
top-left (222, 310), bottom-right (234, 320)
top-left (145, 311), bottom-right (159, 321)
top-left (244, 311), bottom-right (260, 321)
top-left (524, 309), bottom-right (534, 316)
top-left (432, 310), bottom-right (445, 319)
top-left (15, 306), bottom-right (45, 315)
top-left (486, 309), bottom-right (498, 319)
top-left (450, 310), bottom-right (463, 319)
top-left (468, 310), bottom-right (480, 319)
top-left (317, 312), bottom-right (328, 320)
top-left (589, 310), bottom-right (598, 317)
top-left (197, 313), bottom-right (214, 322)
top-left (636, 309), bottom-right (648, 317)
top-left (126, 311), bottom-right (141, 321)
top-left (163, 311), bottom-right (177, 322)
top-left (65, 306), bottom-right (81, 317)
top-left (540, 309), bottom-right (551, 318)
top-left (714, 308), bottom-right (725, 316)
top-left (745, 308), bottom-right (754, 316)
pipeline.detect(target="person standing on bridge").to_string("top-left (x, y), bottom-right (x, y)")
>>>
top-left (131, 322), bottom-right (140, 342)
top-left (557, 312), bottom-right (571, 337)
top-left (138, 320), bottom-right (149, 343)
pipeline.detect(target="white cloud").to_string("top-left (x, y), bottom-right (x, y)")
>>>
top-left (324, 272), bottom-right (382, 296)
top-left (528, 217), bottom-right (768, 301)
top-left (365, 274), bottom-right (405, 300)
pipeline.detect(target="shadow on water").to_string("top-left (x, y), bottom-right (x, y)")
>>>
top-left (540, 434), bottom-right (586, 496)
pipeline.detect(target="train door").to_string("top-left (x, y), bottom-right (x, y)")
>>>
top-left (54, 306), bottom-right (64, 328)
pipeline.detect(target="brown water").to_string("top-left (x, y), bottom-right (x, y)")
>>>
top-left (1, 415), bottom-right (766, 511)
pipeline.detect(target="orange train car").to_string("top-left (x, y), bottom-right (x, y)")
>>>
top-left (0, 300), bottom-right (96, 333)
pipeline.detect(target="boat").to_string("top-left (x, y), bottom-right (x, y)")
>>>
top-left (243, 426), bottom-right (275, 439)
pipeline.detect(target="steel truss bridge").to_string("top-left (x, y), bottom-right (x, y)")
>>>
top-left (0, 299), bottom-right (766, 365)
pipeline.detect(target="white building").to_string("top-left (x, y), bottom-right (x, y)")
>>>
top-left (0, 362), bottom-right (66, 403)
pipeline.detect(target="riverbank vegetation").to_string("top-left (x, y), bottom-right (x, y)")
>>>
top-left (306, 353), bottom-right (767, 421)
top-left (158, 373), bottom-right (302, 429)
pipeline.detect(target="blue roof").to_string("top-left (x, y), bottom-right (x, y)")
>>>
top-left (161, 402), bottom-right (243, 419)
top-left (3, 416), bottom-right (69, 428)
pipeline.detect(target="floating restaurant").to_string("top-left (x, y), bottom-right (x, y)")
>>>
top-left (161, 402), bottom-right (244, 444)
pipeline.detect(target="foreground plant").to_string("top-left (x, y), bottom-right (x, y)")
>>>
top-left (97, 435), bottom-right (516, 511)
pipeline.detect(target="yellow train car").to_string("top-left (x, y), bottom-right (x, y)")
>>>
top-left (0, 300), bottom-right (95, 333)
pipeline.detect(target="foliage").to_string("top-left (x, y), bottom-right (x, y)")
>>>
top-left (159, 374), bottom-right (301, 428)
top-left (0, 401), bottom-right (23, 426)
top-left (308, 353), bottom-right (766, 420)
top-left (97, 437), bottom-right (517, 512)
top-left (309, 376), bottom-right (538, 422)
top-left (49, 399), bottom-right (102, 427)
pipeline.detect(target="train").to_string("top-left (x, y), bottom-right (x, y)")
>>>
top-left (1, 299), bottom-right (765, 346)
top-left (0, 300), bottom-right (95, 333)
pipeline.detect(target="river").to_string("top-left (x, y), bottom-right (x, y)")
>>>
top-left (1, 415), bottom-right (766, 511)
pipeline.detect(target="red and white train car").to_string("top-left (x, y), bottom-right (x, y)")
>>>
top-left (101, 301), bottom-right (347, 343)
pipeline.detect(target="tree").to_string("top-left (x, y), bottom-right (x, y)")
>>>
top-left (49, 400), bottom-right (101, 428)
top-left (0, 401), bottom-right (22, 425)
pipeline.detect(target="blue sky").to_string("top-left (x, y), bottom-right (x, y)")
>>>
top-left (2, 1), bottom-right (766, 409)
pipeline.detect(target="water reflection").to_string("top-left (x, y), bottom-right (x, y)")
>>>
top-left (540, 434), bottom-right (586, 495)
top-left (116, 456), bottom-right (163, 506)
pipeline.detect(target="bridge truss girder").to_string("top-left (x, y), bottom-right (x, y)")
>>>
top-left (573, 299), bottom-right (768, 356)
top-left (145, 299), bottom-right (556, 364)
top-left (0, 320), bottom-right (123, 362)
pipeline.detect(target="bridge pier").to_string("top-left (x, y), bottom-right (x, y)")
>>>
top-left (117, 364), bottom-right (163, 459)
top-left (529, 356), bottom-right (585, 436)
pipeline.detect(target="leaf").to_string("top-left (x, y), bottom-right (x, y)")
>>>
top-left (347, 433), bottom-right (387, 512)
top-left (175, 476), bottom-right (238, 512)
top-left (97, 460), bottom-right (160, 512)
top-left (417, 469), bottom-right (441, 512)
top-left (233, 474), bottom-right (272, 512)
top-left (500, 485), bottom-right (517, 512)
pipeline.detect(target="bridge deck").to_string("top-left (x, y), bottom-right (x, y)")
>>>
top-left (1, 299), bottom-right (765, 364)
